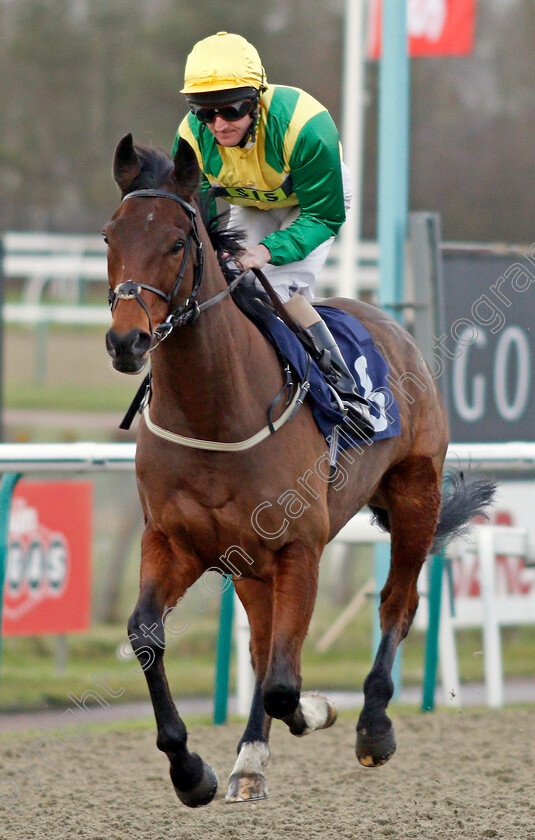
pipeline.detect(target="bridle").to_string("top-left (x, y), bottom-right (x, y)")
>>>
top-left (108, 186), bottom-right (309, 448)
top-left (107, 188), bottom-right (244, 350)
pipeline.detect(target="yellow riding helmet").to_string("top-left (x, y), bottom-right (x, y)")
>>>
top-left (181, 31), bottom-right (267, 95)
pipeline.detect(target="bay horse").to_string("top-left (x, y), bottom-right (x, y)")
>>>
top-left (104, 134), bottom-right (494, 807)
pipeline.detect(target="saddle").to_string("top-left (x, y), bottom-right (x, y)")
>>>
top-left (229, 278), bottom-right (401, 450)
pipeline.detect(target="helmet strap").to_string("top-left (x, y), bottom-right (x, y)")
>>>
top-left (238, 94), bottom-right (261, 149)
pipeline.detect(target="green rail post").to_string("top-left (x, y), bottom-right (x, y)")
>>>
top-left (421, 549), bottom-right (445, 711)
top-left (373, 0), bottom-right (410, 700)
top-left (0, 473), bottom-right (22, 693)
top-left (213, 577), bottom-right (235, 725)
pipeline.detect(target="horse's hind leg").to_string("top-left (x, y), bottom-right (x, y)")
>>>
top-left (226, 578), bottom-right (273, 803)
top-left (128, 526), bottom-right (217, 807)
top-left (356, 455), bottom-right (441, 767)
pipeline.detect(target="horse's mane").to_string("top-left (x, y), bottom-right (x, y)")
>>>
top-left (197, 194), bottom-right (276, 325)
top-left (127, 143), bottom-right (276, 323)
top-left (198, 197), bottom-right (246, 279)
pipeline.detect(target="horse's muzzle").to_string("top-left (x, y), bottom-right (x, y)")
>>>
top-left (106, 327), bottom-right (152, 373)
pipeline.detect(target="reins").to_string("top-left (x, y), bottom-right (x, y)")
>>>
top-left (112, 187), bottom-right (310, 445)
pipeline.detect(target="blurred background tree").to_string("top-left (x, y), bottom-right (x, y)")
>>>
top-left (1, 0), bottom-right (534, 242)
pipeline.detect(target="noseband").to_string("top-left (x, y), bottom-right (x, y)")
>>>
top-left (108, 189), bottom-right (206, 346)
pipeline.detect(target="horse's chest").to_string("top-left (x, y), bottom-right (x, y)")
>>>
top-left (161, 490), bottom-right (262, 568)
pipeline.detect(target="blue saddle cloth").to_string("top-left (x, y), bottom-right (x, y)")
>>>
top-left (260, 304), bottom-right (401, 447)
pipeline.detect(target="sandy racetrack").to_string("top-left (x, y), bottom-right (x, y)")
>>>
top-left (0, 707), bottom-right (534, 839)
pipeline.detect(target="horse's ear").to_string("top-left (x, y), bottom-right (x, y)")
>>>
top-left (113, 133), bottom-right (140, 192)
top-left (174, 138), bottom-right (200, 200)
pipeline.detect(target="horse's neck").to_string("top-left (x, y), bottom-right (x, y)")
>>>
top-left (150, 269), bottom-right (282, 439)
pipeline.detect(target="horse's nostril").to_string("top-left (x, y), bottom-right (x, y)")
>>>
top-left (106, 328), bottom-right (151, 360)
top-left (105, 331), bottom-right (117, 358)
top-left (131, 331), bottom-right (152, 357)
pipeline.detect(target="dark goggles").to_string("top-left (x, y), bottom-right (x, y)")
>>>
top-left (189, 98), bottom-right (256, 124)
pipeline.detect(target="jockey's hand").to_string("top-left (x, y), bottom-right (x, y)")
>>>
top-left (237, 243), bottom-right (272, 272)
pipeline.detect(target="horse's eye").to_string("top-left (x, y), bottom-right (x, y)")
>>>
top-left (170, 240), bottom-right (184, 255)
top-left (102, 232), bottom-right (109, 245)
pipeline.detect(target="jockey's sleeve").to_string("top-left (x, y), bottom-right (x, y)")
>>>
top-left (261, 111), bottom-right (346, 266)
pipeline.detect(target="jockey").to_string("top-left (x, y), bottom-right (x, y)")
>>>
top-left (174, 31), bottom-right (373, 435)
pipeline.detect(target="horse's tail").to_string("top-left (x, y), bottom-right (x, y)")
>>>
top-left (430, 469), bottom-right (496, 553)
top-left (369, 469), bottom-right (496, 554)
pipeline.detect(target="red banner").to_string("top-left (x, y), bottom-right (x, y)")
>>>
top-left (2, 481), bottom-right (92, 636)
top-left (367, 0), bottom-right (476, 58)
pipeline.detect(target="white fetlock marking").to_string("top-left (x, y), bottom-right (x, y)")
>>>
top-left (230, 741), bottom-right (270, 778)
top-left (298, 692), bottom-right (335, 735)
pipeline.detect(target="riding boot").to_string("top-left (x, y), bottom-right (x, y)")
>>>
top-left (307, 320), bottom-right (375, 438)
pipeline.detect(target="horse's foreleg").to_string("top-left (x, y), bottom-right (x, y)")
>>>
top-left (356, 456), bottom-right (441, 767)
top-left (128, 527), bottom-right (217, 807)
top-left (261, 545), bottom-right (337, 737)
top-left (226, 578), bottom-right (273, 803)
top-left (262, 543), bottom-right (320, 720)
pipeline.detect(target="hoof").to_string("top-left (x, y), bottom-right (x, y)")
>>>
top-left (225, 773), bottom-right (269, 803)
top-left (356, 726), bottom-right (396, 767)
top-left (323, 697), bottom-right (338, 730)
top-left (172, 759), bottom-right (218, 807)
top-left (285, 692), bottom-right (338, 736)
